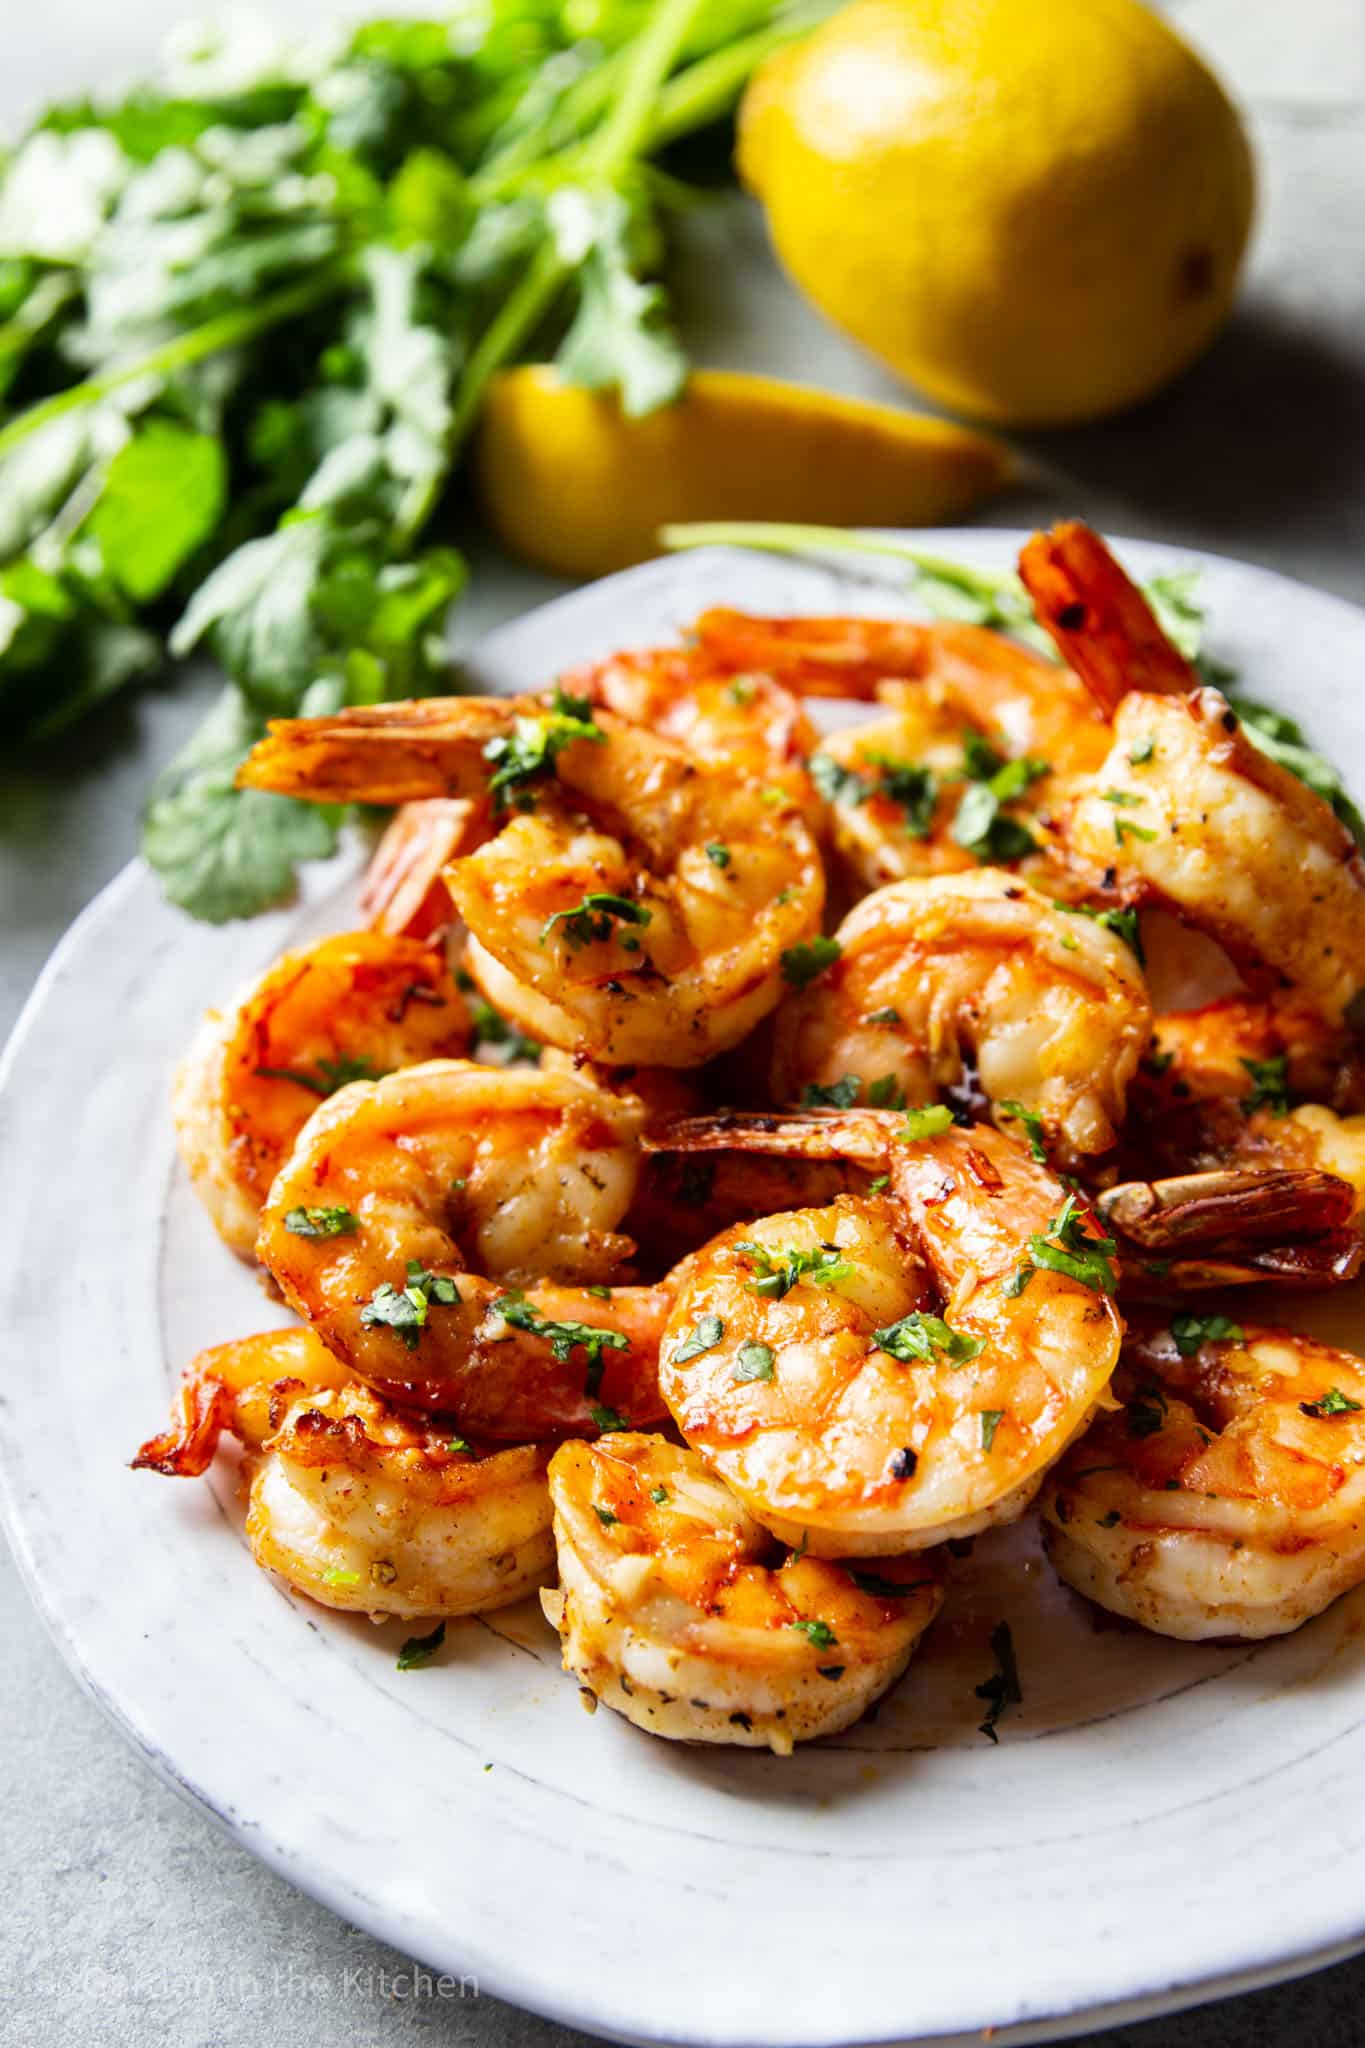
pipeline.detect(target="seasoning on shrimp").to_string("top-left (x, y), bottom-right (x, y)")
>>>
top-left (541, 1432), bottom-right (945, 1753)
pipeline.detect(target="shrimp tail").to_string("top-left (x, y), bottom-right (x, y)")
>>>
top-left (1018, 521), bottom-right (1200, 713)
top-left (132, 1371), bottom-right (235, 1477)
top-left (648, 1107), bottom-right (898, 1169)
top-left (1097, 1167), bottom-right (1357, 1249)
top-left (690, 609), bottom-right (931, 698)
top-left (238, 698), bottom-right (521, 805)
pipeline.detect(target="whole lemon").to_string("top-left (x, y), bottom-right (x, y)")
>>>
top-left (738, 0), bottom-right (1255, 426)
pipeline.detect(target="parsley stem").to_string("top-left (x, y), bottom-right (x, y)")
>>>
top-left (645, 6), bottom-right (836, 148)
top-left (401, 0), bottom-right (711, 547)
top-left (660, 520), bottom-right (1020, 586)
top-left (0, 264), bottom-right (351, 461)
top-left (583, 0), bottom-right (711, 177)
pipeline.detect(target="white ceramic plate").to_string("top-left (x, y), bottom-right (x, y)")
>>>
top-left (7, 532), bottom-right (1365, 2048)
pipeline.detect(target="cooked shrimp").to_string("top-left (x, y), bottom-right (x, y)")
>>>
top-left (541, 1433), bottom-right (944, 1753)
top-left (696, 608), bottom-right (1109, 895)
top-left (134, 1329), bottom-right (554, 1618)
top-left (653, 1115), bottom-right (1122, 1554)
top-left (239, 693), bottom-right (824, 1067)
top-left (771, 869), bottom-right (1152, 1166)
top-left (1021, 523), bottom-right (1365, 1028)
top-left (1040, 1319), bottom-right (1365, 1639)
top-left (1125, 998), bottom-right (1365, 1231)
top-left (564, 642), bottom-right (820, 824)
top-left (256, 1059), bottom-right (670, 1435)
top-left (174, 931), bottom-right (471, 1259)
top-left (360, 797), bottom-right (481, 939)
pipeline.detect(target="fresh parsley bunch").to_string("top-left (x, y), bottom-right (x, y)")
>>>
top-left (0, 0), bottom-right (826, 918)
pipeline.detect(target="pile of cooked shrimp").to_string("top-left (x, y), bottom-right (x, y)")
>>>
top-left (135, 522), bottom-right (1365, 1756)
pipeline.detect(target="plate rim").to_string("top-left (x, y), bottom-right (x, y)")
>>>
top-left (7, 528), bottom-right (1365, 2048)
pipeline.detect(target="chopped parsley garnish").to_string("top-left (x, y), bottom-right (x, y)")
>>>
top-left (1170, 1313), bottom-right (1244, 1356)
top-left (255, 1053), bottom-right (388, 1096)
top-left (733, 1341), bottom-right (775, 1383)
top-left (975, 1620), bottom-right (1022, 1742)
top-left (810, 752), bottom-right (871, 807)
top-left (492, 1292), bottom-right (629, 1395)
top-left (1100, 789), bottom-right (1146, 808)
top-left (789, 1618), bottom-right (838, 1650)
top-left (951, 749), bottom-right (1048, 863)
top-left (863, 752), bottom-right (937, 837)
top-left (780, 936), bottom-right (841, 988)
top-left (1113, 817), bottom-right (1157, 847)
top-left (361, 1281), bottom-right (428, 1349)
top-left (898, 1103), bottom-right (954, 1141)
top-left (322, 1566), bottom-right (361, 1587)
top-left (867, 1174), bottom-right (890, 1194)
top-left (864, 1006), bottom-right (902, 1026)
top-left (960, 731), bottom-right (1005, 782)
top-left (361, 1262), bottom-right (460, 1349)
top-left (649, 1485), bottom-right (670, 1505)
top-left (445, 1437), bottom-right (474, 1455)
top-left (588, 1404), bottom-right (630, 1432)
top-left (593, 1505), bottom-right (620, 1527)
top-left (397, 1622), bottom-right (445, 1671)
top-left (284, 1204), bottom-right (359, 1239)
top-left (705, 841), bottom-right (731, 869)
top-left (1300, 1388), bottom-right (1363, 1418)
top-left (541, 892), bottom-right (651, 949)
top-left (1128, 737), bottom-right (1156, 765)
top-left (670, 1314), bottom-right (724, 1364)
top-left (1126, 1384), bottom-right (1169, 1438)
top-left (850, 1567), bottom-right (931, 1598)
top-left (951, 781), bottom-right (1037, 863)
top-left (738, 1242), bottom-right (856, 1298)
top-left (997, 1099), bottom-right (1047, 1161)
top-left (1059, 899), bottom-right (1144, 961)
top-left (866, 1074), bottom-right (907, 1109)
top-left (1241, 1053), bottom-right (1290, 1117)
top-left (1013, 1195), bottom-right (1117, 1296)
top-left (871, 1312), bottom-right (983, 1366)
top-left (980, 1409), bottom-right (1004, 1452)
top-left (484, 690), bottom-right (604, 811)
top-left (801, 1074), bottom-right (862, 1109)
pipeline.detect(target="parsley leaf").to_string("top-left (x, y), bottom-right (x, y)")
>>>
top-left (1241, 1054), bottom-right (1291, 1117)
top-left (397, 1621), bottom-right (445, 1670)
top-left (1170, 1313), bottom-right (1244, 1357)
top-left (897, 1103), bottom-right (954, 1141)
top-left (871, 1312), bottom-right (983, 1366)
top-left (284, 1204), bottom-right (360, 1239)
top-left (541, 891), bottom-right (650, 949)
top-left (733, 1341), bottom-right (775, 1383)
top-left (789, 1618), bottom-right (837, 1650)
top-left (997, 1099), bottom-right (1047, 1161)
top-left (485, 692), bottom-right (605, 811)
top-left (670, 1313), bottom-right (724, 1365)
top-left (780, 936), bottom-right (841, 988)
top-left (800, 1074), bottom-right (862, 1109)
top-left (1017, 1195), bottom-right (1118, 1296)
top-left (492, 1291), bottom-right (629, 1395)
top-left (737, 1242), bottom-right (857, 1298)
top-left (980, 1409), bottom-right (1004, 1452)
top-left (1300, 1388), bottom-right (1363, 1418)
top-left (256, 1054), bottom-right (387, 1096)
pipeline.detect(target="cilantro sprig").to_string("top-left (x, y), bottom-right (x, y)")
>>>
top-left (3, 3), bottom-right (825, 915)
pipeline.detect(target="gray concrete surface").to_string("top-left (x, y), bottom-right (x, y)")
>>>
top-left (4, 2), bottom-right (1365, 2042)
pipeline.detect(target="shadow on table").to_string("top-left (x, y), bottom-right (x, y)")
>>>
top-left (1006, 298), bottom-right (1365, 557)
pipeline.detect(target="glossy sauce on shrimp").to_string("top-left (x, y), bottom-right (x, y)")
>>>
top-left (656, 1118), bottom-right (1122, 1554)
top-left (543, 1433), bottom-right (944, 1753)
top-left (1042, 1319), bottom-right (1365, 1639)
